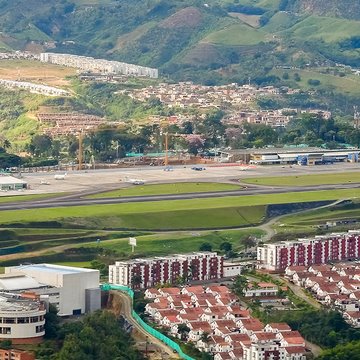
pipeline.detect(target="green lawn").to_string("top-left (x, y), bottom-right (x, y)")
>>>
top-left (242, 172), bottom-right (360, 187)
top-left (1, 188), bottom-right (360, 230)
top-left (54, 261), bottom-right (93, 268)
top-left (81, 229), bottom-right (265, 256)
top-left (87, 182), bottom-right (242, 198)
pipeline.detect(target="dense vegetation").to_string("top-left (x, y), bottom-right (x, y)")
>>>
top-left (36, 310), bottom-right (144, 360)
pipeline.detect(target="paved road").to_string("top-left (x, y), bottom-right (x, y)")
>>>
top-left (0, 183), bottom-right (359, 211)
top-left (114, 291), bottom-right (178, 359)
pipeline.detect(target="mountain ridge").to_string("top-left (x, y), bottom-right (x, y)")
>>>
top-left (0, 1), bottom-right (359, 83)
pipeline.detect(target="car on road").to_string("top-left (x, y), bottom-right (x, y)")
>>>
top-left (163, 166), bottom-right (174, 171)
top-left (191, 166), bottom-right (206, 171)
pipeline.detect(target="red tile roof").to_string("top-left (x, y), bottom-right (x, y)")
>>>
top-left (284, 346), bottom-right (306, 354)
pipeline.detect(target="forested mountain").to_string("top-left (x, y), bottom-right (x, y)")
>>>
top-left (0, 0), bottom-right (360, 83)
top-left (285, 0), bottom-right (360, 20)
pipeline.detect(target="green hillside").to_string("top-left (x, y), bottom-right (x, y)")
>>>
top-left (0, 0), bottom-right (360, 85)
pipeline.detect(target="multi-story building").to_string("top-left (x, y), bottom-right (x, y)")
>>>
top-left (257, 231), bottom-right (360, 271)
top-left (40, 53), bottom-right (158, 78)
top-left (4, 264), bottom-right (101, 316)
top-left (0, 294), bottom-right (46, 344)
top-left (109, 252), bottom-right (223, 289)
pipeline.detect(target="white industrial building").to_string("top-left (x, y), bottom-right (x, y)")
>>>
top-left (0, 176), bottom-right (27, 191)
top-left (0, 293), bottom-right (46, 344)
top-left (4, 264), bottom-right (101, 316)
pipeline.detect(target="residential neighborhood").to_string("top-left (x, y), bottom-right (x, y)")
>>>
top-left (144, 284), bottom-right (309, 360)
top-left (285, 262), bottom-right (360, 328)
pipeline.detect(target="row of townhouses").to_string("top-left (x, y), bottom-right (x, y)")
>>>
top-left (285, 263), bottom-right (360, 328)
top-left (145, 285), bottom-right (308, 360)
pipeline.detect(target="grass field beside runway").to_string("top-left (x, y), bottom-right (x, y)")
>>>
top-left (87, 182), bottom-right (243, 198)
top-left (242, 172), bottom-right (360, 187)
top-left (1, 188), bottom-right (360, 230)
top-left (0, 193), bottom-right (64, 203)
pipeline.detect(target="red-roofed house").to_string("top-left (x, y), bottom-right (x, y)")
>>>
top-left (283, 346), bottom-right (307, 360)
top-left (205, 285), bottom-right (231, 296)
top-left (159, 287), bottom-right (181, 297)
top-left (237, 318), bottom-right (264, 335)
top-left (144, 288), bottom-right (161, 299)
top-left (244, 282), bottom-right (278, 297)
top-left (181, 286), bottom-right (204, 295)
top-left (264, 323), bottom-right (292, 333)
top-left (343, 311), bottom-right (360, 328)
top-left (187, 321), bottom-right (213, 342)
top-left (278, 331), bottom-right (306, 347)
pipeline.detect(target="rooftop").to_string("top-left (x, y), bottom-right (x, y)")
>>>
top-left (0, 175), bottom-right (27, 185)
top-left (0, 274), bottom-right (43, 291)
top-left (12, 263), bottom-right (98, 275)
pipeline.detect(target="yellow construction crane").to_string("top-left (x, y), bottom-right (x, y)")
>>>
top-left (78, 130), bottom-right (84, 170)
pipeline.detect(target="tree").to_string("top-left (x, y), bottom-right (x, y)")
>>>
top-left (232, 275), bottom-right (249, 297)
top-left (177, 323), bottom-right (190, 341)
top-left (131, 274), bottom-right (142, 289)
top-left (200, 332), bottom-right (210, 343)
top-left (44, 304), bottom-right (60, 339)
top-left (199, 243), bottom-right (212, 252)
top-left (28, 134), bottom-right (53, 157)
top-left (220, 242), bottom-right (232, 252)
top-left (243, 236), bottom-right (257, 251)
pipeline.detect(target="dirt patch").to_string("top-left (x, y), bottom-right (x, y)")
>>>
top-left (228, 12), bottom-right (261, 27)
top-left (159, 7), bottom-right (202, 29)
top-left (0, 59), bottom-right (76, 87)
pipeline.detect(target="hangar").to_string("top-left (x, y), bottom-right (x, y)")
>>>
top-left (0, 175), bottom-right (27, 191)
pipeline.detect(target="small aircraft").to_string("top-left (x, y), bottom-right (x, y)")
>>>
top-left (54, 172), bottom-right (67, 180)
top-left (125, 177), bottom-right (146, 185)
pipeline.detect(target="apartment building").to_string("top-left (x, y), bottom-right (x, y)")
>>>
top-left (257, 231), bottom-right (360, 271)
top-left (40, 52), bottom-right (158, 78)
top-left (109, 252), bottom-right (223, 289)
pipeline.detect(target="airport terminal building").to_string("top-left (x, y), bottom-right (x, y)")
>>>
top-left (223, 147), bottom-right (360, 165)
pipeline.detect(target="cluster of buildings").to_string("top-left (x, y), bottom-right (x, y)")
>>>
top-left (121, 83), bottom-right (284, 109)
top-left (223, 109), bottom-right (332, 129)
top-left (144, 285), bottom-right (308, 360)
top-left (109, 252), bottom-right (242, 289)
top-left (0, 79), bottom-right (70, 97)
top-left (40, 52), bottom-right (158, 78)
top-left (285, 263), bottom-right (360, 328)
top-left (0, 263), bottom-right (101, 344)
top-left (257, 231), bottom-right (360, 271)
top-left (37, 112), bottom-right (121, 137)
top-left (0, 51), bottom-right (38, 61)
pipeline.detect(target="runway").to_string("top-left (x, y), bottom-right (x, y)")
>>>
top-left (0, 182), bottom-right (358, 211)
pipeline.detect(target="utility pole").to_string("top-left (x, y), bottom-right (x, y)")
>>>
top-left (164, 131), bottom-right (169, 167)
top-left (78, 131), bottom-right (84, 170)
